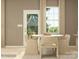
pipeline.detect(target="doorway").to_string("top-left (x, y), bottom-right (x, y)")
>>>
top-left (23, 10), bottom-right (40, 47)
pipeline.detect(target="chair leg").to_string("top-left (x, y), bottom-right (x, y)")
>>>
top-left (53, 48), bottom-right (56, 56)
top-left (40, 48), bottom-right (42, 59)
top-left (56, 48), bottom-right (59, 59)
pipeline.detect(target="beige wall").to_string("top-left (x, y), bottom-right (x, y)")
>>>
top-left (65, 0), bottom-right (78, 34)
top-left (5, 0), bottom-right (40, 46)
top-left (1, 0), bottom-right (5, 47)
top-left (46, 0), bottom-right (58, 6)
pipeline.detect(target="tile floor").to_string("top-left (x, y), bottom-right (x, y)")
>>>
top-left (1, 47), bottom-right (78, 59)
top-left (1, 46), bottom-right (25, 59)
top-left (23, 54), bottom-right (77, 59)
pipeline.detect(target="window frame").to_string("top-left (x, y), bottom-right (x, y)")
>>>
top-left (46, 6), bottom-right (60, 34)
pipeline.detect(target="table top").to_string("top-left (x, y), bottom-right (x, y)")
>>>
top-left (32, 34), bottom-right (64, 37)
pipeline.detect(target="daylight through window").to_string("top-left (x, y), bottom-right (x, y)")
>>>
top-left (46, 7), bottom-right (59, 33)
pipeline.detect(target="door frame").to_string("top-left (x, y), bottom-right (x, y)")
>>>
top-left (23, 10), bottom-right (40, 47)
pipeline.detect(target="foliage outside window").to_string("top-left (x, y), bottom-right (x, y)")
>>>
top-left (46, 7), bottom-right (59, 33)
top-left (27, 14), bottom-right (38, 38)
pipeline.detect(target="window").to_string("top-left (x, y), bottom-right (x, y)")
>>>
top-left (23, 10), bottom-right (40, 41)
top-left (46, 7), bottom-right (59, 33)
top-left (27, 14), bottom-right (38, 38)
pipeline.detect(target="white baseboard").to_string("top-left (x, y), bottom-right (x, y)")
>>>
top-left (5, 46), bottom-right (25, 48)
top-left (67, 45), bottom-right (76, 48)
top-left (65, 51), bottom-right (78, 55)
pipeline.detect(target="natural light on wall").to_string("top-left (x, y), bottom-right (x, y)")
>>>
top-left (46, 7), bottom-right (59, 33)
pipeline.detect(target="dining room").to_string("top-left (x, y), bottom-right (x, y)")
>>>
top-left (1, 0), bottom-right (78, 59)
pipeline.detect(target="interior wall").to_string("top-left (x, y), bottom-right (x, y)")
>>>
top-left (1, 0), bottom-right (5, 47)
top-left (5, 0), bottom-right (58, 46)
top-left (5, 0), bottom-right (40, 46)
top-left (65, 0), bottom-right (78, 34)
top-left (46, 0), bottom-right (58, 6)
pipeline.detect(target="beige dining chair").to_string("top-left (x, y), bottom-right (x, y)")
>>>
top-left (59, 34), bottom-right (70, 54)
top-left (39, 36), bottom-right (59, 59)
